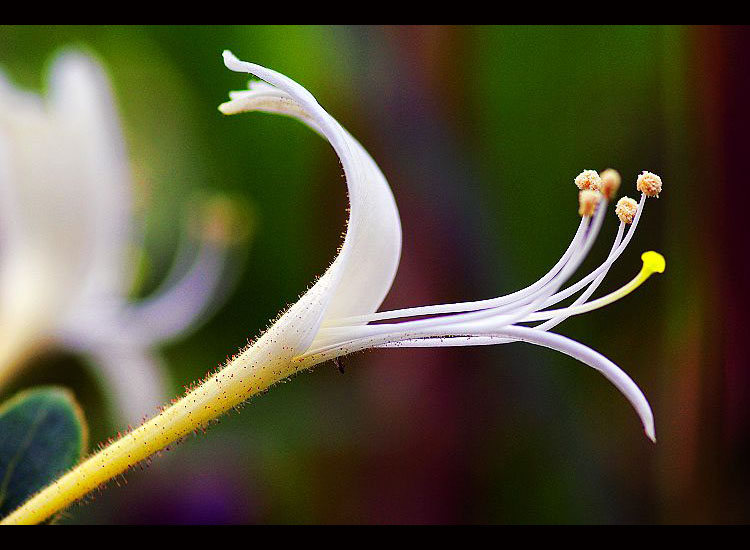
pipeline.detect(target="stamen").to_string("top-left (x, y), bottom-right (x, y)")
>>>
top-left (600, 168), bottom-right (621, 200)
top-left (534, 222), bottom-right (624, 332)
top-left (616, 196), bottom-right (638, 224)
top-left (313, 200), bottom-right (609, 348)
top-left (574, 169), bottom-right (602, 191)
top-left (636, 171), bottom-right (662, 198)
top-left (326, 166), bottom-right (630, 330)
top-left (322, 216), bottom-right (590, 327)
top-left (314, 251), bottom-right (665, 356)
top-left (478, 196), bottom-right (609, 328)
top-left (410, 222), bottom-right (626, 346)
top-left (320, 247), bottom-right (664, 352)
top-left (578, 189), bottom-right (601, 217)
top-left (322, 180), bottom-right (610, 334)
top-left (539, 194), bottom-right (646, 309)
top-left (319, 170), bottom-right (662, 360)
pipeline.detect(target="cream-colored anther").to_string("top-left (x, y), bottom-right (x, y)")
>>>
top-left (600, 168), bottom-right (621, 200)
top-left (615, 196), bottom-right (638, 224)
top-left (636, 171), bottom-right (662, 198)
top-left (574, 169), bottom-right (602, 192)
top-left (578, 189), bottom-right (602, 217)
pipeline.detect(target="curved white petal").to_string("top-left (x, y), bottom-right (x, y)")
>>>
top-left (297, 323), bottom-right (654, 442)
top-left (409, 329), bottom-right (655, 442)
top-left (220, 52), bottom-right (402, 358)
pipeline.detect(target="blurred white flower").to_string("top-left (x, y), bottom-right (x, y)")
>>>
top-left (0, 51), bottom-right (238, 423)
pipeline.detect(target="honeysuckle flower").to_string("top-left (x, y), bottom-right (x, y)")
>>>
top-left (1, 51), bottom-right (665, 524)
top-left (217, 51), bottom-right (663, 441)
top-left (0, 51), bottom-right (236, 422)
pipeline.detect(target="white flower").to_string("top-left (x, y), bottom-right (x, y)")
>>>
top-left (220, 52), bottom-right (665, 442)
top-left (0, 51), bottom-right (235, 423)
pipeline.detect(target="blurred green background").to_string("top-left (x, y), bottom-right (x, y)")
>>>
top-left (0, 25), bottom-right (743, 524)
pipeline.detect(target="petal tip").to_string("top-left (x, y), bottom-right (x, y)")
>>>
top-left (217, 101), bottom-right (232, 115)
top-left (222, 50), bottom-right (244, 73)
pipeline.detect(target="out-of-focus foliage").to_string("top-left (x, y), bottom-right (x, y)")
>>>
top-left (0, 387), bottom-right (87, 519)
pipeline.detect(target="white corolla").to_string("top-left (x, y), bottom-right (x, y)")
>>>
top-left (0, 51), bottom-right (236, 422)
top-left (219, 52), bottom-right (664, 441)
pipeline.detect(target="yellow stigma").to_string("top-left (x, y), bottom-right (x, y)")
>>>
top-left (641, 251), bottom-right (666, 275)
top-left (528, 251), bottom-right (666, 322)
top-left (576, 251), bottom-right (665, 311)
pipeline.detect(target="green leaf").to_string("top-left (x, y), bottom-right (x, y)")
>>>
top-left (0, 386), bottom-right (87, 519)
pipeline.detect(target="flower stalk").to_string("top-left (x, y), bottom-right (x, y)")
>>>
top-left (1, 339), bottom-right (297, 525)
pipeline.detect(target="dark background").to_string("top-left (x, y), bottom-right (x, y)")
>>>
top-left (0, 25), bottom-right (745, 524)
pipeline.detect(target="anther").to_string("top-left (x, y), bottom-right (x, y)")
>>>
top-left (578, 189), bottom-right (602, 217)
top-left (600, 168), bottom-right (621, 200)
top-left (615, 196), bottom-right (638, 224)
top-left (575, 169), bottom-right (602, 192)
top-left (636, 171), bottom-right (662, 198)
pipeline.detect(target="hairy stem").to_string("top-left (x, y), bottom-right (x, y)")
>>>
top-left (0, 341), bottom-right (299, 525)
